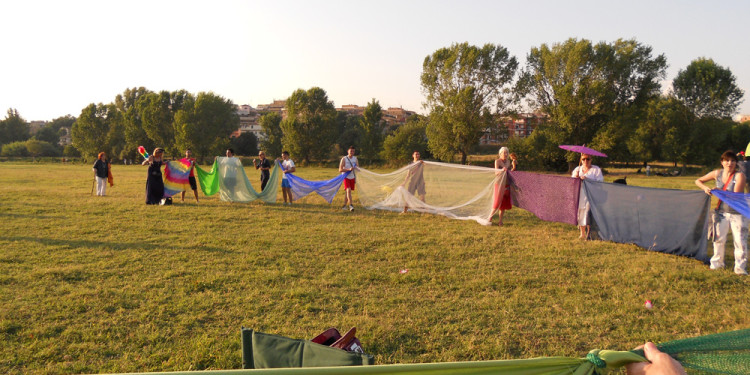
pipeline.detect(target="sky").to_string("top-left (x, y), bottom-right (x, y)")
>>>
top-left (1, 0), bottom-right (749, 122)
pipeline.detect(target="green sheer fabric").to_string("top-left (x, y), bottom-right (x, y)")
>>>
top-left (195, 158), bottom-right (281, 203)
top-left (107, 328), bottom-right (750, 375)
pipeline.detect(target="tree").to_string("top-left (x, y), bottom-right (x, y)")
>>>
top-left (174, 92), bottom-right (238, 162)
top-left (258, 112), bottom-right (283, 157)
top-left (381, 115), bottom-right (429, 163)
top-left (336, 111), bottom-right (361, 154)
top-left (138, 91), bottom-right (176, 154)
top-left (421, 43), bottom-right (518, 164)
top-left (1, 141), bottom-right (29, 157)
top-left (0, 109), bottom-right (30, 146)
top-left (628, 96), bottom-right (692, 165)
top-left (33, 125), bottom-right (61, 145)
top-left (357, 99), bottom-right (385, 162)
top-left (71, 103), bottom-right (121, 159)
top-left (280, 87), bottom-right (338, 164)
top-left (47, 115), bottom-right (76, 132)
top-left (25, 140), bottom-right (59, 157)
top-left (116, 87), bottom-right (153, 159)
top-left (231, 132), bottom-right (259, 156)
top-left (673, 58), bottom-right (745, 119)
top-left (517, 38), bottom-right (667, 167)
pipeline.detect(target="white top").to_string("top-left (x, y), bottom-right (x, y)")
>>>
top-left (281, 159), bottom-right (295, 180)
top-left (571, 165), bottom-right (603, 182)
top-left (341, 156), bottom-right (358, 179)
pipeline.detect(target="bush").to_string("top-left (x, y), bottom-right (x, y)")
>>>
top-left (64, 145), bottom-right (81, 157)
top-left (25, 140), bottom-right (60, 157)
top-left (1, 141), bottom-right (29, 157)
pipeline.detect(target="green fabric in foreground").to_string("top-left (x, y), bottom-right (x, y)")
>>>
top-left (107, 324), bottom-right (750, 374)
top-left (195, 160), bottom-right (220, 196)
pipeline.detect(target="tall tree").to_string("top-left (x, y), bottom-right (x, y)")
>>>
top-left (139, 91), bottom-right (176, 154)
top-left (421, 43), bottom-right (518, 164)
top-left (116, 87), bottom-right (152, 159)
top-left (71, 103), bottom-right (120, 159)
top-left (358, 99), bottom-right (385, 161)
top-left (33, 125), bottom-right (62, 145)
top-left (673, 58), bottom-right (745, 119)
top-left (258, 112), bottom-right (283, 157)
top-left (47, 115), bottom-right (76, 132)
top-left (231, 132), bottom-right (259, 156)
top-left (0, 109), bottom-right (30, 146)
top-left (518, 38), bottom-right (667, 166)
top-left (174, 92), bottom-right (238, 162)
top-left (336, 111), bottom-right (361, 153)
top-left (280, 87), bottom-right (338, 164)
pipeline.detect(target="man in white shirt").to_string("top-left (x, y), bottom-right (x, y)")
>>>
top-left (338, 146), bottom-right (359, 211)
top-left (279, 151), bottom-right (296, 205)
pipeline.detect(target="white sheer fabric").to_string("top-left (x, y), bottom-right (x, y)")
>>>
top-left (356, 161), bottom-right (506, 225)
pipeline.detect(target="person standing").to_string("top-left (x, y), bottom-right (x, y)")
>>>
top-left (695, 150), bottom-right (748, 275)
top-left (181, 149), bottom-right (199, 203)
top-left (222, 148), bottom-right (239, 192)
top-left (253, 151), bottom-right (272, 191)
top-left (143, 148), bottom-right (166, 205)
top-left (339, 145), bottom-right (359, 212)
top-left (572, 153), bottom-right (604, 239)
top-left (488, 147), bottom-right (516, 226)
top-left (402, 150), bottom-right (426, 213)
top-left (278, 151), bottom-right (296, 205)
top-left (92, 152), bottom-right (110, 196)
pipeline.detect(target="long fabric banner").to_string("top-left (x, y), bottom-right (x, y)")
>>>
top-left (163, 160), bottom-right (193, 198)
top-left (286, 170), bottom-right (350, 203)
top-left (509, 171), bottom-right (580, 226)
top-left (195, 157), bottom-right (280, 203)
top-left (583, 180), bottom-right (710, 262)
top-left (104, 328), bottom-right (750, 375)
top-left (709, 189), bottom-right (750, 219)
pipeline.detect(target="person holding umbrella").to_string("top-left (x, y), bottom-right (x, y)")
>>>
top-left (570, 151), bottom-right (604, 240)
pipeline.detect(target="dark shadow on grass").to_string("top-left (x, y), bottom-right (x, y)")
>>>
top-left (0, 212), bottom-right (55, 219)
top-left (6, 236), bottom-right (229, 253)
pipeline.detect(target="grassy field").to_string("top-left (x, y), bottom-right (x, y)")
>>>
top-left (0, 162), bottom-right (747, 374)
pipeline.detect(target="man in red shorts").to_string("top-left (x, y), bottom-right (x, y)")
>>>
top-left (339, 145), bottom-right (359, 211)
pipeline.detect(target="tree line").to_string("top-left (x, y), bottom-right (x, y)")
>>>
top-left (2, 37), bottom-right (745, 168)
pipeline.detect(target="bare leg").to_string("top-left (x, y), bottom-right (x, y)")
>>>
top-left (193, 189), bottom-right (199, 203)
top-left (498, 209), bottom-right (505, 226)
top-left (181, 191), bottom-right (186, 202)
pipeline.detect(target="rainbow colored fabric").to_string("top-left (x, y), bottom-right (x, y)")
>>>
top-left (163, 160), bottom-right (193, 197)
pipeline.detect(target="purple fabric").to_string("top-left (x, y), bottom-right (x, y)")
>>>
top-left (509, 171), bottom-right (580, 225)
top-left (559, 145), bottom-right (607, 157)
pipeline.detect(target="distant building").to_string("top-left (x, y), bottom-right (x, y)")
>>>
top-left (335, 105), bottom-right (416, 129)
top-left (740, 114), bottom-right (750, 123)
top-left (233, 105), bottom-right (265, 141)
top-left (480, 113), bottom-right (547, 145)
top-left (28, 120), bottom-right (47, 134)
top-left (338, 104), bottom-right (365, 116)
top-left (256, 100), bottom-right (286, 115)
top-left (58, 127), bottom-right (72, 146)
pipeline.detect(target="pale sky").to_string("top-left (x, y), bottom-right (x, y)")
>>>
top-left (1, 0), bottom-right (748, 122)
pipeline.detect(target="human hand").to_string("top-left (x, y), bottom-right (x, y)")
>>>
top-left (626, 342), bottom-right (685, 375)
top-left (703, 187), bottom-right (712, 195)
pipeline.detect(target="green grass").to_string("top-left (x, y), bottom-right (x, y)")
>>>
top-left (0, 163), bottom-right (747, 374)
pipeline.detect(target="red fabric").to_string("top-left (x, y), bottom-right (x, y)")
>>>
top-left (492, 182), bottom-right (512, 210)
top-left (181, 157), bottom-right (196, 177)
top-left (344, 178), bottom-right (356, 190)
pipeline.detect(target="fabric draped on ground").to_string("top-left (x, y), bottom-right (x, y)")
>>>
top-left (163, 160), bottom-right (193, 197)
top-left (194, 157), bottom-right (280, 203)
top-left (509, 171), bottom-right (580, 226)
top-left (583, 180), bottom-right (711, 262)
top-left (286, 169), bottom-right (350, 203)
top-left (710, 189), bottom-right (750, 219)
top-left (356, 161), bottom-right (505, 225)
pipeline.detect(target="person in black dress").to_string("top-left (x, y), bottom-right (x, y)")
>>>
top-left (142, 148), bottom-right (166, 205)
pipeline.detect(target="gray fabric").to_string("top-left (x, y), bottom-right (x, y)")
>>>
top-left (583, 180), bottom-right (710, 263)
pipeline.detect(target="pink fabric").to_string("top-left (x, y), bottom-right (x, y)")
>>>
top-left (509, 171), bottom-right (580, 225)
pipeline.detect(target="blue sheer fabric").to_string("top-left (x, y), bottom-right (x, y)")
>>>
top-left (286, 171), bottom-right (351, 203)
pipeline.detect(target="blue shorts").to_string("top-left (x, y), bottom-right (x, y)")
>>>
top-left (281, 179), bottom-right (291, 188)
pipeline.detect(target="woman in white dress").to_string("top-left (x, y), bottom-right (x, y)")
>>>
top-left (571, 153), bottom-right (603, 239)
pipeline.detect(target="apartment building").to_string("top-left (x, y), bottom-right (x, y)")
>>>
top-left (480, 113), bottom-right (547, 145)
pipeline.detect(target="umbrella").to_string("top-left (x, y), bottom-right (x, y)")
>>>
top-left (559, 145), bottom-right (607, 158)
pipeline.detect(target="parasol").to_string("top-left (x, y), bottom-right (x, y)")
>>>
top-left (559, 144), bottom-right (607, 158)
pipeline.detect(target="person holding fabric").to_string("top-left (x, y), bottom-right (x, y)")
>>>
top-left (488, 147), bottom-right (516, 226)
top-left (92, 152), bottom-right (111, 196)
top-left (222, 148), bottom-right (239, 193)
top-left (253, 151), bottom-right (272, 192)
top-left (695, 150), bottom-right (748, 275)
top-left (278, 151), bottom-right (296, 205)
top-left (142, 148), bottom-right (166, 205)
top-left (572, 153), bottom-right (603, 239)
top-left (180, 149), bottom-right (199, 203)
top-left (402, 151), bottom-right (426, 214)
top-left (625, 342), bottom-right (686, 375)
top-left (339, 145), bottom-right (359, 212)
